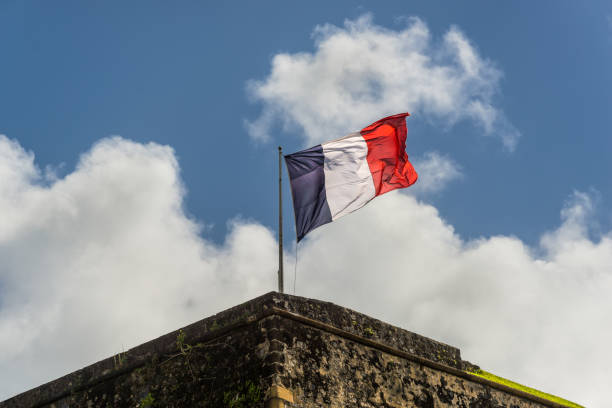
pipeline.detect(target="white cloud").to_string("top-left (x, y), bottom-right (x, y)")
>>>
top-left (0, 136), bottom-right (609, 406)
top-left (0, 135), bottom-right (278, 399)
top-left (409, 151), bottom-right (462, 196)
top-left (246, 14), bottom-right (519, 150)
top-left (295, 190), bottom-right (611, 407)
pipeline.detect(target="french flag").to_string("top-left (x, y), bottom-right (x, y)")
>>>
top-left (284, 113), bottom-right (418, 242)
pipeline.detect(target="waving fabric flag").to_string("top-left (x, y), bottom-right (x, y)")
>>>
top-left (284, 113), bottom-right (418, 241)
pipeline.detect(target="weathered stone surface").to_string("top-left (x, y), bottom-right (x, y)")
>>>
top-left (0, 292), bottom-right (573, 408)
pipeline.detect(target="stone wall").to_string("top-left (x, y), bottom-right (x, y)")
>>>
top-left (0, 292), bottom-right (577, 408)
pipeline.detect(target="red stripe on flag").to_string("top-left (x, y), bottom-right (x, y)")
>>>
top-left (360, 113), bottom-right (418, 196)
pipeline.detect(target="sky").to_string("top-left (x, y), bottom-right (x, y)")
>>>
top-left (1, 1), bottom-right (611, 406)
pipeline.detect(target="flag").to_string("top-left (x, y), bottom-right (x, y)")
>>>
top-left (284, 113), bottom-right (418, 242)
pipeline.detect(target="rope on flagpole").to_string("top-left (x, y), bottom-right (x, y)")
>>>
top-left (278, 146), bottom-right (284, 293)
top-left (282, 146), bottom-right (299, 296)
top-left (293, 240), bottom-right (298, 295)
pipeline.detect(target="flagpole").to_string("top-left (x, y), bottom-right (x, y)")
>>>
top-left (278, 146), bottom-right (284, 293)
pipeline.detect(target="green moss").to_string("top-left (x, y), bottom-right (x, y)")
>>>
top-left (138, 392), bottom-right (155, 407)
top-left (466, 369), bottom-right (583, 408)
top-left (363, 327), bottom-right (375, 336)
top-left (222, 380), bottom-right (262, 408)
top-left (210, 320), bottom-right (220, 331)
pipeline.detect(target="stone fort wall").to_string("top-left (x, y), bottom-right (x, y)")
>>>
top-left (0, 292), bottom-right (576, 408)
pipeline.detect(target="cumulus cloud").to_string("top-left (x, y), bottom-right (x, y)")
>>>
top-left (0, 135), bottom-right (609, 406)
top-left (409, 151), bottom-right (462, 196)
top-left (0, 135), bottom-right (278, 399)
top-left (246, 14), bottom-right (520, 150)
top-left (295, 190), bottom-right (611, 407)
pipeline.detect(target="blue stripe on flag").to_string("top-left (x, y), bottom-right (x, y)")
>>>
top-left (284, 145), bottom-right (332, 241)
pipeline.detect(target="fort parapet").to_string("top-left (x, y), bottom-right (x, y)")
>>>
top-left (0, 292), bottom-right (581, 407)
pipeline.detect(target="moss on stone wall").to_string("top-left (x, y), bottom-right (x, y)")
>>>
top-left (466, 369), bottom-right (583, 408)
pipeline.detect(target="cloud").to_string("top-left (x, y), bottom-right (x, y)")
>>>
top-left (0, 135), bottom-right (609, 406)
top-left (295, 190), bottom-right (611, 407)
top-left (409, 151), bottom-right (462, 196)
top-left (246, 14), bottom-right (519, 150)
top-left (0, 135), bottom-right (278, 399)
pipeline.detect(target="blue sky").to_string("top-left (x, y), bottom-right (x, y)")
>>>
top-left (1, 2), bottom-right (612, 406)
top-left (2, 1), bottom-right (611, 245)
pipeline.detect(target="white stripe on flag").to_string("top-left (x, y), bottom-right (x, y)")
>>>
top-left (322, 132), bottom-right (376, 221)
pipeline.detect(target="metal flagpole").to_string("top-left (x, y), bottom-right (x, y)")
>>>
top-left (278, 146), bottom-right (284, 293)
